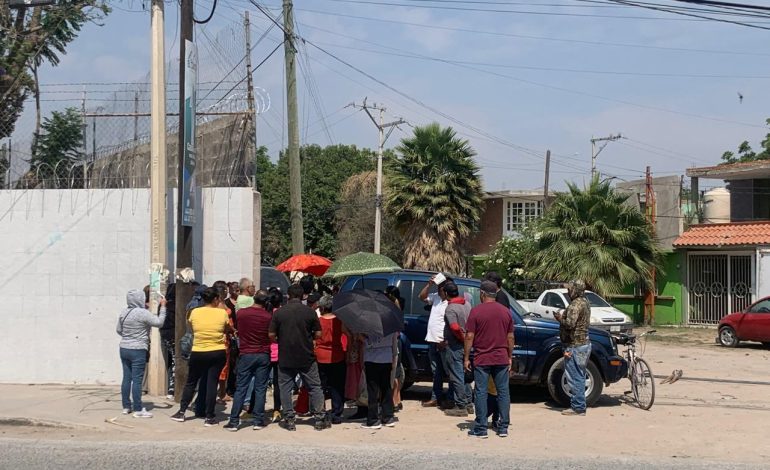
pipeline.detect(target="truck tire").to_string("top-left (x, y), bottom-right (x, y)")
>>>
top-left (547, 357), bottom-right (603, 407)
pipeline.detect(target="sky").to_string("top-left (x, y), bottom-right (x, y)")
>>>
top-left (16, 0), bottom-right (770, 191)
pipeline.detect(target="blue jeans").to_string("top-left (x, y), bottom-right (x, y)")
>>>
top-left (440, 343), bottom-right (468, 408)
top-left (473, 365), bottom-right (510, 434)
top-left (428, 343), bottom-right (446, 401)
top-left (564, 343), bottom-right (592, 413)
top-left (120, 348), bottom-right (147, 412)
top-left (229, 353), bottom-right (271, 426)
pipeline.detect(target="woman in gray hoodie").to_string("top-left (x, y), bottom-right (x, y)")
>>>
top-left (117, 288), bottom-right (167, 417)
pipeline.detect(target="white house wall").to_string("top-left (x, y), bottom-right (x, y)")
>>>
top-left (0, 187), bottom-right (256, 384)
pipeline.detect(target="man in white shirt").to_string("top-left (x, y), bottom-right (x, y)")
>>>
top-left (419, 275), bottom-right (451, 407)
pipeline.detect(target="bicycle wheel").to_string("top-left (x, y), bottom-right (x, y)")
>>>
top-left (631, 357), bottom-right (655, 410)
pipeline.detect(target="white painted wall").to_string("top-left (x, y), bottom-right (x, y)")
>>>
top-left (0, 187), bottom-right (256, 384)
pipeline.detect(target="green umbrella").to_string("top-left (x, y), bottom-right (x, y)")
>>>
top-left (324, 252), bottom-right (402, 279)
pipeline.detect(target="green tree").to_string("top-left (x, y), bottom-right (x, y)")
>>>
top-left (335, 170), bottom-right (403, 264)
top-left (721, 118), bottom-right (770, 164)
top-left (1, 1), bottom-right (110, 139)
top-left (260, 144), bottom-right (375, 264)
top-left (386, 123), bottom-right (483, 275)
top-left (524, 176), bottom-right (663, 296)
top-left (30, 106), bottom-right (83, 171)
top-left (482, 228), bottom-right (538, 297)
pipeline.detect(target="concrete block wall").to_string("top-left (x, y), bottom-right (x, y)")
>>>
top-left (0, 187), bottom-right (256, 384)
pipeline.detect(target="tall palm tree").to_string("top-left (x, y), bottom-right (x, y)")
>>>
top-left (386, 123), bottom-right (483, 274)
top-left (526, 176), bottom-right (663, 296)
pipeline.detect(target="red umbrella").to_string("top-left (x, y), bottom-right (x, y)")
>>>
top-left (276, 253), bottom-right (333, 276)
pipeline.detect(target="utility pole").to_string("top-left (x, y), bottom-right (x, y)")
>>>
top-left (349, 100), bottom-right (405, 254)
top-left (174, 0), bottom-right (195, 401)
top-left (244, 10), bottom-right (261, 289)
top-left (590, 133), bottom-right (622, 178)
top-left (283, 0), bottom-right (304, 254)
top-left (644, 165), bottom-right (657, 326)
top-left (543, 149), bottom-right (551, 211)
top-left (147, 0), bottom-right (168, 397)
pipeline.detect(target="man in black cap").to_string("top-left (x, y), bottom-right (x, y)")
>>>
top-left (483, 271), bottom-right (511, 309)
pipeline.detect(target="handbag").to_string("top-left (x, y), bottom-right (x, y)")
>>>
top-left (180, 322), bottom-right (194, 360)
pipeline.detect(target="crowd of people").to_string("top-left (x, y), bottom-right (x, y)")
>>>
top-left (115, 272), bottom-right (593, 438)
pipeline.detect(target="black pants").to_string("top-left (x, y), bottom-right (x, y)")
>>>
top-left (179, 350), bottom-right (226, 419)
top-left (271, 361), bottom-right (281, 412)
top-left (364, 362), bottom-right (394, 426)
top-left (318, 361), bottom-right (346, 419)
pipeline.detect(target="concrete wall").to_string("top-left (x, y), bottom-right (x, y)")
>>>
top-left (0, 187), bottom-right (257, 384)
top-left (617, 176), bottom-right (682, 251)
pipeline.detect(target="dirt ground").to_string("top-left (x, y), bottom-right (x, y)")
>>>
top-left (2, 328), bottom-right (770, 466)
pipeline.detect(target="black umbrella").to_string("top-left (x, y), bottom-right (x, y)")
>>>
top-left (260, 266), bottom-right (290, 292)
top-left (332, 289), bottom-right (403, 338)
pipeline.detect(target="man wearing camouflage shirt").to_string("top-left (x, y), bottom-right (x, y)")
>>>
top-left (553, 279), bottom-right (591, 416)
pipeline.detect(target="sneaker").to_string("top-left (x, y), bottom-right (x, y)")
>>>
top-left (395, 403), bottom-right (403, 413)
top-left (361, 422), bottom-right (382, 430)
top-left (280, 419), bottom-right (296, 431)
top-left (421, 399), bottom-right (438, 408)
top-left (204, 418), bottom-right (218, 427)
top-left (348, 408), bottom-right (368, 421)
top-left (166, 394), bottom-right (175, 400)
top-left (383, 419), bottom-right (396, 428)
top-left (252, 423), bottom-right (266, 430)
top-left (314, 420), bottom-right (330, 431)
top-left (561, 409), bottom-right (586, 416)
top-left (467, 429), bottom-right (489, 439)
top-left (133, 408), bottom-right (153, 418)
top-left (444, 407), bottom-right (469, 417)
top-left (122, 408), bottom-right (131, 415)
top-left (170, 411), bottom-right (186, 422)
top-left (331, 416), bottom-right (343, 425)
top-left (466, 404), bottom-right (475, 415)
top-left (223, 422), bottom-right (239, 432)
top-left (498, 428), bottom-right (509, 438)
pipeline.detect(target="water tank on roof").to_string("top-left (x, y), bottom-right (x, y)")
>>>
top-left (703, 187), bottom-right (731, 224)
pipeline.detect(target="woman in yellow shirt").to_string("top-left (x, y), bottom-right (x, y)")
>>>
top-left (171, 287), bottom-right (233, 426)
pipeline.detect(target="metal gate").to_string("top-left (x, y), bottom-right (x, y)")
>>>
top-left (688, 253), bottom-right (754, 325)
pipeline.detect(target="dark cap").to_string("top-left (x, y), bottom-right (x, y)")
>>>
top-left (480, 280), bottom-right (498, 296)
top-left (483, 271), bottom-right (503, 287)
top-left (307, 292), bottom-right (322, 305)
top-left (443, 281), bottom-right (459, 298)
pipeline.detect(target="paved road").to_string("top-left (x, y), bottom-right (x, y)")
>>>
top-left (0, 438), bottom-right (760, 470)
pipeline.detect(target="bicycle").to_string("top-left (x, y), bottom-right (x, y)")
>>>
top-left (614, 329), bottom-right (656, 410)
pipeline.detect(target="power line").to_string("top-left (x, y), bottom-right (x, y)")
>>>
top-left (193, 0), bottom-right (219, 24)
top-left (605, 0), bottom-right (770, 29)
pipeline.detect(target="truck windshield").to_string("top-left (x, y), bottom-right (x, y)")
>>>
top-left (585, 292), bottom-right (611, 308)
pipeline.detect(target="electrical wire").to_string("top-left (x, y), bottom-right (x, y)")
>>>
top-left (194, 0), bottom-right (218, 24)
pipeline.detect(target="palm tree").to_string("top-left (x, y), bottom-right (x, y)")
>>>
top-left (386, 123), bottom-right (483, 274)
top-left (525, 176), bottom-right (663, 296)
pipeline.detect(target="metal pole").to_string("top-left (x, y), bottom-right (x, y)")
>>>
top-left (374, 108), bottom-right (384, 254)
top-left (283, 0), bottom-right (304, 255)
top-left (148, 0), bottom-right (169, 397)
top-left (590, 139), bottom-right (596, 179)
top-left (543, 149), bottom-right (551, 211)
top-left (174, 0), bottom-right (194, 402)
top-left (244, 10), bottom-right (261, 288)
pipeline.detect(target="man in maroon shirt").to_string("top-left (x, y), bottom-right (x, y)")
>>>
top-left (224, 290), bottom-right (274, 431)
top-left (464, 281), bottom-right (514, 439)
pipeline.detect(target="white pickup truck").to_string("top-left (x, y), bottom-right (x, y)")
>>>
top-left (519, 288), bottom-right (634, 334)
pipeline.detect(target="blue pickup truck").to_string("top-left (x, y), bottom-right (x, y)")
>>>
top-left (340, 270), bottom-right (628, 406)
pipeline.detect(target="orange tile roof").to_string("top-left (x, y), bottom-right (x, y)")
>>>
top-left (673, 221), bottom-right (770, 248)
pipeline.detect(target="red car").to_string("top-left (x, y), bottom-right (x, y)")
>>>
top-left (718, 296), bottom-right (770, 347)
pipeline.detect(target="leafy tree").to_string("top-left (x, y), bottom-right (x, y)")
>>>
top-left (386, 123), bottom-right (483, 275)
top-left (1, 1), bottom-right (110, 139)
top-left (30, 106), bottom-right (83, 172)
top-left (260, 144), bottom-right (375, 264)
top-left (335, 170), bottom-right (403, 264)
top-left (524, 176), bottom-right (663, 296)
top-left (721, 118), bottom-right (770, 164)
top-left (482, 227), bottom-right (538, 297)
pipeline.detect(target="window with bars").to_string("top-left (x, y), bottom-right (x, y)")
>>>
top-left (505, 200), bottom-right (542, 236)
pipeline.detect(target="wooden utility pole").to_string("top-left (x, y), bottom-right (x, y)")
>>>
top-left (283, 0), bottom-right (304, 254)
top-left (543, 149), bottom-right (551, 210)
top-left (174, 0), bottom-right (195, 401)
top-left (644, 165), bottom-right (657, 326)
top-left (349, 100), bottom-right (405, 253)
top-left (147, 0), bottom-right (168, 397)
